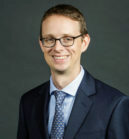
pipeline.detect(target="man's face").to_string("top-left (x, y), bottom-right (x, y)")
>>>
top-left (39, 15), bottom-right (90, 74)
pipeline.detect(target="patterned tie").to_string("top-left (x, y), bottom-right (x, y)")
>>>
top-left (50, 91), bottom-right (66, 139)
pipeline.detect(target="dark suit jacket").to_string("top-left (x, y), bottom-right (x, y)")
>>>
top-left (17, 70), bottom-right (129, 139)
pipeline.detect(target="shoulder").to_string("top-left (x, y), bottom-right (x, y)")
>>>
top-left (95, 78), bottom-right (128, 98)
top-left (92, 77), bottom-right (129, 113)
top-left (85, 70), bottom-right (129, 113)
top-left (84, 69), bottom-right (128, 104)
top-left (95, 79), bottom-right (125, 97)
top-left (20, 81), bottom-right (50, 104)
top-left (96, 79), bottom-right (129, 137)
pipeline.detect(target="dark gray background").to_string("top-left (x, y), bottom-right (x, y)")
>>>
top-left (0, 0), bottom-right (129, 138)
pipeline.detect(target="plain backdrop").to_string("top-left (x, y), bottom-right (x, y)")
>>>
top-left (0, 0), bottom-right (129, 138)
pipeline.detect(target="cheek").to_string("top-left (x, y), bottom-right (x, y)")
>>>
top-left (66, 46), bottom-right (81, 56)
top-left (43, 49), bottom-right (53, 63)
top-left (71, 45), bottom-right (82, 56)
top-left (43, 48), bottom-right (52, 55)
top-left (65, 48), bottom-right (74, 57)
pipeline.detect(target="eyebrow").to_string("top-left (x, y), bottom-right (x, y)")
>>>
top-left (43, 33), bottom-right (75, 38)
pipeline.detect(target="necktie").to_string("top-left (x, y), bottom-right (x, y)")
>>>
top-left (50, 91), bottom-right (66, 139)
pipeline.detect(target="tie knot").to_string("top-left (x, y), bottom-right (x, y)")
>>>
top-left (54, 91), bottom-right (66, 105)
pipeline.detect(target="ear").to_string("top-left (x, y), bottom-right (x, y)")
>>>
top-left (39, 37), bottom-right (45, 53)
top-left (81, 34), bottom-right (90, 53)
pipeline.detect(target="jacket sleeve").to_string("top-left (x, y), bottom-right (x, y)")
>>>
top-left (17, 96), bottom-right (28, 139)
top-left (107, 96), bottom-right (129, 139)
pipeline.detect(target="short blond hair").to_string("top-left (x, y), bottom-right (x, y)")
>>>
top-left (40, 4), bottom-right (88, 39)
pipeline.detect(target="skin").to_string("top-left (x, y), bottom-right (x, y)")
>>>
top-left (39, 15), bottom-right (90, 90)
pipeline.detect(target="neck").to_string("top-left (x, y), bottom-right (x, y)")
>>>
top-left (51, 66), bottom-right (81, 90)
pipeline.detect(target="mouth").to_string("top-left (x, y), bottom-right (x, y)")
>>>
top-left (52, 55), bottom-right (69, 63)
top-left (53, 56), bottom-right (67, 59)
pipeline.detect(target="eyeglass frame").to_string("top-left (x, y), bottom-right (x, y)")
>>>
top-left (40, 33), bottom-right (86, 48)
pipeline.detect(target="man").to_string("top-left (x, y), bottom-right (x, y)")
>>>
top-left (17, 4), bottom-right (129, 139)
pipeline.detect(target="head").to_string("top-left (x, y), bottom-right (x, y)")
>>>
top-left (39, 4), bottom-right (90, 76)
top-left (40, 4), bottom-right (88, 40)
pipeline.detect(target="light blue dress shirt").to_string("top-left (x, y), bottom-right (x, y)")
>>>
top-left (48, 66), bottom-right (85, 134)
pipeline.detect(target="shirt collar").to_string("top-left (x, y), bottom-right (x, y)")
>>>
top-left (50, 66), bottom-right (84, 97)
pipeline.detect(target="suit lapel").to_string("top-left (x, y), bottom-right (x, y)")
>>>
top-left (35, 82), bottom-right (50, 139)
top-left (64, 70), bottom-right (96, 139)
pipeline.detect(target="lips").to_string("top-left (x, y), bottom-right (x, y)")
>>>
top-left (53, 56), bottom-right (67, 59)
top-left (52, 55), bottom-right (69, 62)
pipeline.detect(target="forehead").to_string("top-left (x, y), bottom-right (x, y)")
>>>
top-left (42, 15), bottom-right (80, 36)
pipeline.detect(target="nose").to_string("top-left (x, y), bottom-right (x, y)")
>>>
top-left (54, 39), bottom-right (64, 51)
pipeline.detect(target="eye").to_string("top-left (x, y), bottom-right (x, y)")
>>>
top-left (44, 38), bottom-right (55, 43)
top-left (62, 37), bottom-right (73, 42)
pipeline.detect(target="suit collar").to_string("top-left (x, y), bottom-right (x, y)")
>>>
top-left (64, 70), bottom-right (96, 139)
top-left (81, 69), bottom-right (96, 96)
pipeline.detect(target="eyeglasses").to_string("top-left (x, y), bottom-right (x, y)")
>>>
top-left (40, 34), bottom-right (84, 48)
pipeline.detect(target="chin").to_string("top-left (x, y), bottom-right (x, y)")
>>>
top-left (52, 66), bottom-right (68, 74)
top-left (56, 68), bottom-right (67, 72)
